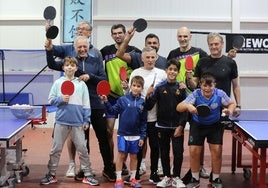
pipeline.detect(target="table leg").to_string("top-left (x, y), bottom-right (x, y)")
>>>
top-left (251, 147), bottom-right (258, 186)
top-left (231, 134), bottom-right (237, 173)
top-left (259, 148), bottom-right (266, 188)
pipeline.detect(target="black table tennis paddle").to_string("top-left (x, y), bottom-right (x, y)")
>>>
top-left (196, 104), bottom-right (211, 117)
top-left (232, 35), bottom-right (245, 50)
top-left (133, 18), bottom-right (147, 32)
top-left (46, 25), bottom-right (59, 39)
top-left (43, 6), bottom-right (56, 25)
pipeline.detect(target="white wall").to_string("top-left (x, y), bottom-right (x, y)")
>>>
top-left (0, 0), bottom-right (268, 109)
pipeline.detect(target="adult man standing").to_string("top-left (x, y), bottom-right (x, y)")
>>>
top-left (45, 21), bottom-right (115, 182)
top-left (100, 24), bottom-right (141, 175)
top-left (185, 32), bottom-right (241, 188)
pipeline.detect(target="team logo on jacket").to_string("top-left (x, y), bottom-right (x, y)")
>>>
top-left (176, 89), bottom-right (180, 95)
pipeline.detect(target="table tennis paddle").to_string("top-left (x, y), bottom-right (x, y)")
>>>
top-left (152, 73), bottom-right (157, 87)
top-left (133, 18), bottom-right (147, 32)
top-left (43, 6), bottom-right (56, 25)
top-left (46, 25), bottom-right (59, 39)
top-left (232, 35), bottom-right (245, 50)
top-left (61, 80), bottom-right (75, 95)
top-left (185, 56), bottom-right (194, 72)
top-left (119, 67), bottom-right (128, 81)
top-left (196, 104), bottom-right (211, 117)
top-left (97, 80), bottom-right (111, 96)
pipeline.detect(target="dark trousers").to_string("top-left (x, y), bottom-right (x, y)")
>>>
top-left (85, 109), bottom-right (113, 171)
top-left (158, 128), bottom-right (184, 178)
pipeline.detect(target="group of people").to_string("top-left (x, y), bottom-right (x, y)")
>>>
top-left (40, 20), bottom-right (241, 188)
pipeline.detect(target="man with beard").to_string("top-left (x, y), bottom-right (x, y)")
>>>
top-left (100, 24), bottom-right (141, 177)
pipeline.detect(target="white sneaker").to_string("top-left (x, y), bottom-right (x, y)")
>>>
top-left (172, 177), bottom-right (186, 188)
top-left (156, 176), bottom-right (172, 188)
top-left (139, 160), bottom-right (146, 175)
top-left (157, 159), bottom-right (163, 176)
top-left (66, 162), bottom-right (76, 177)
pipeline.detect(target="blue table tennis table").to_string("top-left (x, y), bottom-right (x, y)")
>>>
top-left (231, 109), bottom-right (268, 188)
top-left (0, 106), bottom-right (46, 187)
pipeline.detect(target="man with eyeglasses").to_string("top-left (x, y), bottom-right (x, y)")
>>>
top-left (44, 21), bottom-right (115, 182)
top-left (100, 24), bottom-right (141, 178)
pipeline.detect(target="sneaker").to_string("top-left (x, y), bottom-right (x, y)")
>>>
top-left (74, 170), bottom-right (84, 181)
top-left (157, 160), bottom-right (163, 176)
top-left (199, 166), bottom-right (209, 179)
top-left (115, 179), bottom-right (124, 188)
top-left (181, 169), bottom-right (192, 185)
top-left (130, 178), bottom-right (142, 188)
top-left (186, 177), bottom-right (200, 188)
top-left (103, 169), bottom-right (116, 182)
top-left (172, 177), bottom-right (186, 188)
top-left (82, 175), bottom-right (99, 186)
top-left (124, 175), bottom-right (140, 185)
top-left (66, 162), bottom-right (76, 177)
top-left (40, 173), bottom-right (57, 185)
top-left (211, 178), bottom-right (223, 188)
top-left (122, 163), bottom-right (129, 175)
top-left (149, 173), bottom-right (161, 184)
top-left (156, 176), bottom-right (172, 188)
top-left (139, 161), bottom-right (146, 175)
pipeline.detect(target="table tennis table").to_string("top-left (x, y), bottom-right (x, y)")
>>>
top-left (0, 106), bottom-right (45, 187)
top-left (231, 109), bottom-right (268, 188)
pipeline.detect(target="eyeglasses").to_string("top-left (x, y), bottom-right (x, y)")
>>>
top-left (76, 27), bottom-right (91, 31)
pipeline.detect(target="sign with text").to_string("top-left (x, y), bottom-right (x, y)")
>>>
top-left (63, 0), bottom-right (92, 43)
top-left (226, 33), bottom-right (268, 53)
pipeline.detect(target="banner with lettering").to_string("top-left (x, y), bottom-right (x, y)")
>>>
top-left (63, 0), bottom-right (92, 43)
top-left (226, 33), bottom-right (268, 53)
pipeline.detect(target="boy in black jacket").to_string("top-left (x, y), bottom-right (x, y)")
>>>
top-left (145, 59), bottom-right (188, 188)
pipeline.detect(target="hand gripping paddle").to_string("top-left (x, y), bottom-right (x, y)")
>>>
top-left (196, 104), bottom-right (211, 117)
top-left (43, 6), bottom-right (56, 25)
top-left (97, 80), bottom-right (111, 96)
top-left (119, 67), bottom-right (128, 81)
top-left (61, 80), bottom-right (75, 95)
top-left (185, 56), bottom-right (194, 72)
top-left (232, 35), bottom-right (245, 50)
top-left (133, 18), bottom-right (147, 32)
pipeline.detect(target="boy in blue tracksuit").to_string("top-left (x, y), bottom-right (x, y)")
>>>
top-left (100, 76), bottom-right (147, 188)
top-left (145, 59), bottom-right (188, 188)
top-left (40, 56), bottom-right (99, 186)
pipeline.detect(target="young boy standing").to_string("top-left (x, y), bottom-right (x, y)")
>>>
top-left (40, 56), bottom-right (99, 186)
top-left (100, 76), bottom-right (147, 188)
top-left (177, 72), bottom-right (235, 188)
top-left (145, 59), bottom-right (188, 188)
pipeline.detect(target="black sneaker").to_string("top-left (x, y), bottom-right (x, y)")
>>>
top-left (74, 170), bottom-right (84, 181)
top-left (186, 177), bottom-right (200, 188)
top-left (149, 173), bottom-right (161, 184)
top-left (40, 173), bottom-right (57, 185)
top-left (102, 169), bottom-right (116, 182)
top-left (123, 175), bottom-right (140, 185)
top-left (82, 175), bottom-right (99, 186)
top-left (211, 178), bottom-right (223, 188)
top-left (182, 169), bottom-right (192, 185)
top-left (122, 163), bottom-right (129, 175)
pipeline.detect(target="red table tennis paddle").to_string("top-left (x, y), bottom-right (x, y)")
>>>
top-left (61, 80), bottom-right (75, 95)
top-left (196, 104), bottom-right (211, 117)
top-left (97, 80), bottom-right (111, 96)
top-left (232, 35), bottom-right (245, 50)
top-left (133, 18), bottom-right (147, 32)
top-left (119, 67), bottom-right (128, 81)
top-left (185, 56), bottom-right (194, 72)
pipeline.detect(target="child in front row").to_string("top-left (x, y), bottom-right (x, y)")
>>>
top-left (145, 59), bottom-right (188, 188)
top-left (100, 76), bottom-right (147, 188)
top-left (177, 72), bottom-right (235, 188)
top-left (40, 56), bottom-right (99, 186)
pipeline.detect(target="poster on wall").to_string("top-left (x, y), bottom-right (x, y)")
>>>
top-left (226, 34), bottom-right (268, 53)
top-left (63, 0), bottom-right (92, 43)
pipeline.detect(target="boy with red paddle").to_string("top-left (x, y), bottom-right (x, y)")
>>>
top-left (100, 76), bottom-right (147, 188)
top-left (40, 57), bottom-right (99, 186)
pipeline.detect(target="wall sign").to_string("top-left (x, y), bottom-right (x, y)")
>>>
top-left (63, 0), bottom-right (92, 43)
